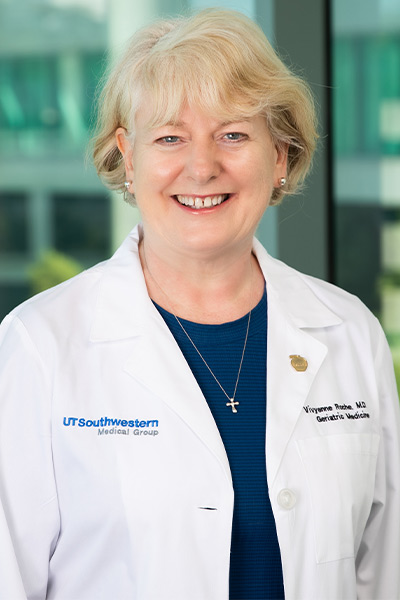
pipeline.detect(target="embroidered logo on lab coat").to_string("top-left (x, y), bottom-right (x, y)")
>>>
top-left (63, 416), bottom-right (160, 436)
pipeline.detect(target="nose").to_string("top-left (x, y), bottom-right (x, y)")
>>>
top-left (185, 140), bottom-right (221, 184)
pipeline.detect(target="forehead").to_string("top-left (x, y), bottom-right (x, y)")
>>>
top-left (134, 100), bottom-right (266, 133)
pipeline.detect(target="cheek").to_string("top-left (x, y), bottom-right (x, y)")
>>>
top-left (251, 167), bottom-right (275, 196)
top-left (134, 155), bottom-right (182, 191)
top-left (249, 169), bottom-right (276, 212)
top-left (258, 154), bottom-right (280, 191)
top-left (156, 161), bottom-right (182, 183)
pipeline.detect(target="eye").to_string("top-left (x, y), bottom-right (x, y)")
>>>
top-left (223, 132), bottom-right (247, 142)
top-left (156, 135), bottom-right (181, 145)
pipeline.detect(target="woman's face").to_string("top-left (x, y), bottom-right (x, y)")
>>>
top-left (117, 104), bottom-right (287, 259)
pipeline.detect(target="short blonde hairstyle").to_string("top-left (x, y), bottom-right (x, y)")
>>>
top-left (92, 8), bottom-right (318, 205)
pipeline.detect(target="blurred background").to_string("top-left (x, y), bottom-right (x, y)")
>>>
top-left (1, 0), bottom-right (400, 388)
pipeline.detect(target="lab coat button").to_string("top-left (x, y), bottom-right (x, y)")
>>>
top-left (277, 488), bottom-right (297, 510)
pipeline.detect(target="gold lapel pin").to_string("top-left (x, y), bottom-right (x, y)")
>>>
top-left (289, 355), bottom-right (308, 372)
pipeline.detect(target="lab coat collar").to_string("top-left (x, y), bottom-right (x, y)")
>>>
top-left (252, 237), bottom-right (342, 330)
top-left (89, 226), bottom-right (149, 342)
top-left (90, 226), bottom-right (342, 342)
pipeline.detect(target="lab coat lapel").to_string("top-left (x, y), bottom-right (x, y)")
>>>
top-left (253, 240), bottom-right (343, 487)
top-left (90, 226), bottom-right (232, 483)
top-left (265, 293), bottom-right (328, 486)
top-left (124, 314), bottom-right (232, 482)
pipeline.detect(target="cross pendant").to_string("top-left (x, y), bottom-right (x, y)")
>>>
top-left (226, 398), bottom-right (239, 413)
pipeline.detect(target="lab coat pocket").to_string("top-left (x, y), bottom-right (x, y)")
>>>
top-left (297, 433), bottom-right (379, 564)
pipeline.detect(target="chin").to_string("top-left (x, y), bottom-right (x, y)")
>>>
top-left (177, 231), bottom-right (240, 257)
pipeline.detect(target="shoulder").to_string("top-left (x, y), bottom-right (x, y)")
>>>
top-left (1, 227), bottom-right (143, 345)
top-left (296, 267), bottom-right (373, 321)
top-left (255, 243), bottom-right (398, 400)
top-left (0, 262), bottom-right (107, 364)
top-left (3, 261), bottom-right (105, 329)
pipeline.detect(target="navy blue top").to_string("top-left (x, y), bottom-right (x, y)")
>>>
top-left (154, 288), bottom-right (284, 600)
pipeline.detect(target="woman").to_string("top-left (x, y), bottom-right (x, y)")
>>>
top-left (0, 9), bottom-right (399, 600)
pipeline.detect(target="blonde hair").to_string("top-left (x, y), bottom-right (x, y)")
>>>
top-left (92, 8), bottom-right (318, 205)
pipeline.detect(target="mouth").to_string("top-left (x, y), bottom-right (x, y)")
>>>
top-left (174, 194), bottom-right (231, 210)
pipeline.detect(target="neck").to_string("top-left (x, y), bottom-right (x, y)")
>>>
top-left (139, 235), bottom-right (265, 324)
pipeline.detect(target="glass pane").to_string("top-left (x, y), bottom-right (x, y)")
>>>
top-left (332, 0), bottom-right (400, 388)
top-left (0, 192), bottom-right (29, 254)
top-left (53, 192), bottom-right (111, 261)
top-left (0, 283), bottom-right (30, 317)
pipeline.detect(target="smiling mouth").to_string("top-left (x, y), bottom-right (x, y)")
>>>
top-left (175, 194), bottom-right (231, 209)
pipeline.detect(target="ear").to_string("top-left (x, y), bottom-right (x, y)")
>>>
top-left (116, 127), bottom-right (134, 180)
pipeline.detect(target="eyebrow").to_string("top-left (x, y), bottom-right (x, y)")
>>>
top-left (159, 120), bottom-right (182, 127)
top-left (220, 118), bottom-right (252, 126)
top-left (153, 118), bottom-right (251, 129)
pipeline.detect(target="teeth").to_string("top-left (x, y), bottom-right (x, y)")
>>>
top-left (176, 194), bottom-right (229, 209)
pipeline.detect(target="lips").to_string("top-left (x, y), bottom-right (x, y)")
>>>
top-left (175, 194), bottom-right (230, 209)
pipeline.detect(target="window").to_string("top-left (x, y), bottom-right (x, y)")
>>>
top-left (332, 0), bottom-right (400, 386)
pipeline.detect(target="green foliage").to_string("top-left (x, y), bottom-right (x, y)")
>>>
top-left (394, 360), bottom-right (400, 398)
top-left (28, 250), bottom-right (83, 295)
top-left (379, 272), bottom-right (400, 290)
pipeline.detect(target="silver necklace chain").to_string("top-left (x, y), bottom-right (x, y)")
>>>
top-left (142, 244), bottom-right (253, 413)
top-left (173, 310), bottom-right (251, 413)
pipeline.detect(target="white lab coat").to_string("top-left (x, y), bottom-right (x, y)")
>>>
top-left (0, 225), bottom-right (399, 600)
